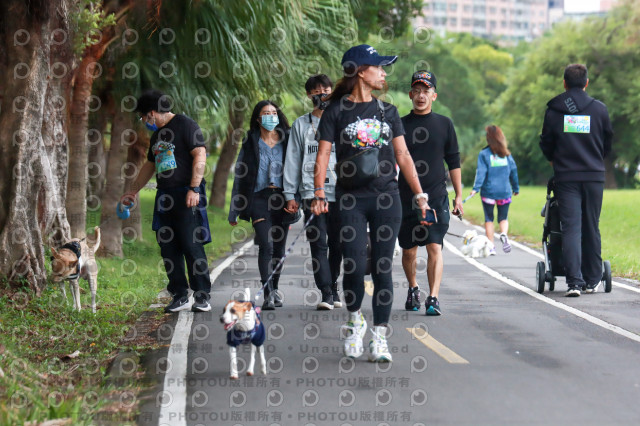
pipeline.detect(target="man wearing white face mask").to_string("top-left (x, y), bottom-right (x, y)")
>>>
top-left (121, 89), bottom-right (212, 313)
top-left (229, 100), bottom-right (295, 310)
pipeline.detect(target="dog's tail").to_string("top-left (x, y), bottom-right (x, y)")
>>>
top-left (88, 226), bottom-right (101, 254)
top-left (244, 287), bottom-right (251, 302)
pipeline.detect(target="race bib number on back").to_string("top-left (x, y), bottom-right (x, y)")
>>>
top-left (490, 155), bottom-right (508, 167)
top-left (564, 115), bottom-right (590, 133)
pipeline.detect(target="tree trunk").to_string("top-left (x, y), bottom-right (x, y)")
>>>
top-left (65, 2), bottom-right (129, 237)
top-left (87, 87), bottom-right (113, 207)
top-left (40, 0), bottom-right (74, 247)
top-left (98, 108), bottom-right (132, 257)
top-left (66, 52), bottom-right (101, 238)
top-left (211, 108), bottom-right (245, 208)
top-left (0, 0), bottom-right (63, 292)
top-left (123, 129), bottom-right (150, 242)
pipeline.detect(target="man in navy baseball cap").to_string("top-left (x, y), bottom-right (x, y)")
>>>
top-left (341, 44), bottom-right (398, 69)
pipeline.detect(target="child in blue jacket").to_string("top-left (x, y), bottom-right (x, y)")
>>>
top-left (471, 125), bottom-right (519, 254)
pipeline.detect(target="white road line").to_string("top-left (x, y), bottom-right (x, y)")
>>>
top-left (461, 223), bottom-right (640, 294)
top-left (210, 240), bottom-right (255, 282)
top-left (159, 239), bottom-right (254, 426)
top-left (443, 239), bottom-right (640, 344)
top-left (158, 310), bottom-right (193, 426)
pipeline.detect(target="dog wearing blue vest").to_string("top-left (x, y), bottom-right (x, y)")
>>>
top-left (220, 288), bottom-right (267, 379)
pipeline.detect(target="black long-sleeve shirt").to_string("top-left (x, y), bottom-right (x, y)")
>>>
top-left (540, 88), bottom-right (613, 182)
top-left (398, 111), bottom-right (460, 203)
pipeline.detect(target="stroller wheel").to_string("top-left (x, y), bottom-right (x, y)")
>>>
top-left (603, 260), bottom-right (612, 293)
top-left (536, 261), bottom-right (546, 294)
top-left (549, 276), bottom-right (555, 292)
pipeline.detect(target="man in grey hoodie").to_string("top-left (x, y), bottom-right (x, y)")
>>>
top-left (540, 64), bottom-right (614, 297)
top-left (283, 74), bottom-right (342, 309)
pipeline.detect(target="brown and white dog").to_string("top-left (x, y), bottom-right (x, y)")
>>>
top-left (220, 288), bottom-right (267, 380)
top-left (50, 226), bottom-right (101, 313)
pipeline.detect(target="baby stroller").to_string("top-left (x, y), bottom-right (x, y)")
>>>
top-left (536, 177), bottom-right (612, 294)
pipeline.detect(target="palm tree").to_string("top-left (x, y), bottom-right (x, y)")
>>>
top-left (94, 0), bottom-right (356, 254)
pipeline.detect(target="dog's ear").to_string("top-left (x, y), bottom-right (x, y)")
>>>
top-left (50, 247), bottom-right (59, 258)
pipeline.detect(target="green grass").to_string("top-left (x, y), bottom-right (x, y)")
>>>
top-left (0, 167), bottom-right (251, 424)
top-left (454, 187), bottom-right (640, 279)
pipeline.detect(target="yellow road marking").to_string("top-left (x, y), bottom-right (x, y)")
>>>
top-left (407, 328), bottom-right (469, 364)
top-left (364, 280), bottom-right (373, 296)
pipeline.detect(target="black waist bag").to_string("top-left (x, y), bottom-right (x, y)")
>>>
top-left (336, 148), bottom-right (379, 190)
top-left (335, 98), bottom-right (385, 190)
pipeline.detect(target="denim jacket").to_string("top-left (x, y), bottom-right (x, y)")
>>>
top-left (472, 147), bottom-right (519, 200)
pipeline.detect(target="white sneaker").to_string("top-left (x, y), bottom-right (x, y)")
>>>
top-left (500, 233), bottom-right (512, 253)
top-left (368, 326), bottom-right (392, 363)
top-left (341, 312), bottom-right (367, 358)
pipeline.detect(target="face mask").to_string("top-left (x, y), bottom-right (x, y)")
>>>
top-left (261, 115), bottom-right (279, 131)
top-left (144, 114), bottom-right (158, 132)
top-left (311, 94), bottom-right (329, 111)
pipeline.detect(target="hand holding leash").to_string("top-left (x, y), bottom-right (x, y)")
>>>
top-left (464, 191), bottom-right (477, 203)
top-left (452, 195), bottom-right (464, 220)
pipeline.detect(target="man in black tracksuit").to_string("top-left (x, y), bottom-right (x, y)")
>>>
top-left (539, 64), bottom-right (614, 297)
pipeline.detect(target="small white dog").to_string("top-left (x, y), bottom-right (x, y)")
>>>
top-left (219, 288), bottom-right (267, 380)
top-left (460, 230), bottom-right (493, 258)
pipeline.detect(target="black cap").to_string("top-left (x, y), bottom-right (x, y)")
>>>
top-left (341, 44), bottom-right (398, 69)
top-left (411, 70), bottom-right (436, 89)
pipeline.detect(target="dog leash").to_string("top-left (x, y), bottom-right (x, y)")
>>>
top-left (446, 231), bottom-right (465, 238)
top-left (453, 192), bottom-right (477, 222)
top-left (254, 213), bottom-right (316, 303)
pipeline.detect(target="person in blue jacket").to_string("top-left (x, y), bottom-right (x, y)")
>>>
top-left (471, 125), bottom-right (519, 254)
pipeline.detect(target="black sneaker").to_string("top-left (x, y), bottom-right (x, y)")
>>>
top-left (164, 295), bottom-right (191, 313)
top-left (273, 290), bottom-right (283, 307)
top-left (425, 296), bottom-right (442, 316)
top-left (317, 287), bottom-right (334, 310)
top-left (262, 293), bottom-right (275, 311)
top-left (405, 287), bottom-right (420, 311)
top-left (565, 287), bottom-right (581, 297)
top-left (584, 283), bottom-right (600, 294)
top-left (192, 295), bottom-right (211, 312)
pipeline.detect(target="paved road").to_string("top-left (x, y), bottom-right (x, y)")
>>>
top-left (139, 217), bottom-right (640, 426)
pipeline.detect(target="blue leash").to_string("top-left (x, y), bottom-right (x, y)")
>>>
top-left (254, 213), bottom-right (316, 303)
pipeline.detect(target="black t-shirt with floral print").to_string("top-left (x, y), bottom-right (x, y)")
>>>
top-left (146, 114), bottom-right (205, 189)
top-left (317, 97), bottom-right (405, 196)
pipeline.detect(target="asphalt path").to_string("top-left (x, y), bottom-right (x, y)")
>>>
top-left (142, 216), bottom-right (640, 426)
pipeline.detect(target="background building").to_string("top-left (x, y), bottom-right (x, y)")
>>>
top-left (415, 0), bottom-right (550, 44)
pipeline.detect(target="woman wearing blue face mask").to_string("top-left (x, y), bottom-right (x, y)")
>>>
top-left (229, 100), bottom-right (294, 310)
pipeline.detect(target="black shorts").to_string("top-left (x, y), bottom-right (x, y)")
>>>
top-left (398, 194), bottom-right (450, 249)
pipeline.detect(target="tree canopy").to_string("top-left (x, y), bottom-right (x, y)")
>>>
top-left (492, 0), bottom-right (640, 186)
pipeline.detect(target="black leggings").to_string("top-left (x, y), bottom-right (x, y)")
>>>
top-left (338, 193), bottom-right (401, 325)
top-left (251, 189), bottom-right (289, 288)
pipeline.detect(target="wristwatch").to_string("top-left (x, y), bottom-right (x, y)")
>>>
top-left (189, 186), bottom-right (201, 194)
top-left (415, 193), bottom-right (429, 201)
